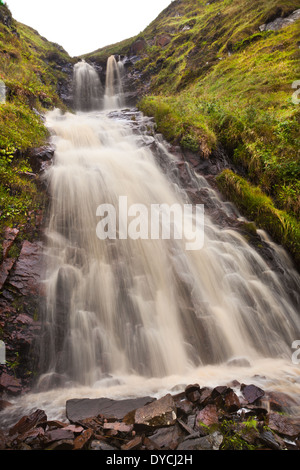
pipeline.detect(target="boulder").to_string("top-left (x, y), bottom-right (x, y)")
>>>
top-left (241, 383), bottom-right (265, 404)
top-left (66, 396), bottom-right (154, 423)
top-left (134, 394), bottom-right (177, 429)
top-left (177, 431), bottom-right (223, 450)
top-left (196, 404), bottom-right (219, 427)
top-left (268, 412), bottom-right (300, 438)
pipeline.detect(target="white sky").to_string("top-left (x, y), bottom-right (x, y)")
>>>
top-left (6, 0), bottom-right (172, 57)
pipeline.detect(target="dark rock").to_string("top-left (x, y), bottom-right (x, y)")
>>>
top-left (130, 38), bottom-right (147, 55)
top-left (149, 423), bottom-right (185, 450)
top-left (0, 258), bottom-right (15, 290)
top-left (185, 383), bottom-right (201, 403)
top-left (44, 427), bottom-right (75, 443)
top-left (196, 404), bottom-right (219, 427)
top-left (177, 431), bottom-right (223, 450)
top-left (226, 356), bottom-right (251, 367)
top-left (268, 412), bottom-right (300, 438)
top-left (2, 227), bottom-right (19, 260)
top-left (103, 422), bottom-right (133, 433)
top-left (9, 409), bottom-right (47, 436)
top-left (223, 389), bottom-right (241, 412)
top-left (264, 391), bottom-right (299, 413)
top-left (66, 396), bottom-right (154, 423)
top-left (199, 387), bottom-right (213, 405)
top-left (8, 241), bottom-right (42, 297)
top-left (241, 383), bottom-right (265, 404)
top-left (89, 439), bottom-right (117, 450)
top-left (46, 439), bottom-right (74, 450)
top-left (259, 430), bottom-right (283, 450)
top-left (0, 372), bottom-right (22, 396)
top-left (134, 394), bottom-right (177, 429)
top-left (121, 435), bottom-right (143, 450)
top-left (73, 428), bottom-right (94, 450)
top-left (0, 399), bottom-right (13, 411)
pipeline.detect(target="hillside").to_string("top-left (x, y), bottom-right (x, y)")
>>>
top-left (86, 0), bottom-right (300, 267)
top-left (0, 2), bottom-right (75, 258)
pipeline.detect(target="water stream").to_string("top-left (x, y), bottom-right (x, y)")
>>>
top-left (1, 58), bottom-right (299, 427)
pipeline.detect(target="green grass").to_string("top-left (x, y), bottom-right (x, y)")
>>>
top-left (0, 3), bottom-right (73, 255)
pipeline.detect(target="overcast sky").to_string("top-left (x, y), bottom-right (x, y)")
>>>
top-left (6, 0), bottom-right (172, 56)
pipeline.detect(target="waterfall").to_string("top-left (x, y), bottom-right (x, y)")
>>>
top-left (37, 104), bottom-right (300, 389)
top-left (73, 60), bottom-right (103, 111)
top-left (104, 55), bottom-right (124, 109)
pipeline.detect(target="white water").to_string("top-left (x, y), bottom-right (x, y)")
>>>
top-left (73, 60), bottom-right (103, 111)
top-left (1, 62), bottom-right (300, 427)
top-left (104, 55), bottom-right (124, 109)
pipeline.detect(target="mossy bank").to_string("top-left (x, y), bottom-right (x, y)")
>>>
top-left (87, 0), bottom-right (300, 269)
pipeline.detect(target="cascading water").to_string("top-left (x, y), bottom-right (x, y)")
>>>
top-left (1, 63), bottom-right (300, 426)
top-left (73, 60), bottom-right (103, 111)
top-left (104, 55), bottom-right (124, 109)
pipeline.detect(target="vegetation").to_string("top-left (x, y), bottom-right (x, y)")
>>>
top-left (123, 0), bottom-right (300, 267)
top-left (0, 3), bottom-right (74, 260)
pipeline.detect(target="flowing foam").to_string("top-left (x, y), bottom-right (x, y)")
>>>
top-left (73, 60), bottom-right (103, 111)
top-left (104, 55), bottom-right (124, 109)
top-left (1, 108), bottom-right (300, 427)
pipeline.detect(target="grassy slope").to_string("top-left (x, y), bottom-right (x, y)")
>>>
top-left (110, 0), bottom-right (300, 266)
top-left (0, 4), bottom-right (74, 259)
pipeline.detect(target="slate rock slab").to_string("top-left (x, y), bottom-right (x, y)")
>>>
top-left (66, 396), bottom-right (155, 423)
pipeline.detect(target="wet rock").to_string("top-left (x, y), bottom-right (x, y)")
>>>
top-left (177, 431), bottom-right (223, 450)
top-left (196, 404), bottom-right (219, 427)
top-left (0, 399), bottom-right (13, 411)
top-left (8, 241), bottom-right (42, 297)
top-left (89, 439), bottom-right (117, 451)
top-left (0, 258), bottom-right (15, 290)
top-left (241, 383), bottom-right (265, 404)
top-left (268, 412), bottom-right (300, 438)
top-left (226, 356), bottom-right (251, 367)
top-left (44, 427), bottom-right (75, 443)
top-left (2, 227), bottom-right (19, 260)
top-left (223, 389), bottom-right (241, 412)
top-left (66, 396), bottom-right (154, 423)
top-left (264, 391), bottom-right (299, 413)
top-left (103, 422), bottom-right (133, 433)
top-left (199, 387), bottom-right (213, 406)
top-left (9, 409), bottom-right (47, 436)
top-left (185, 383), bottom-right (201, 403)
top-left (149, 423), bottom-right (185, 450)
top-left (121, 435), bottom-right (143, 450)
top-left (0, 372), bottom-right (22, 396)
top-left (46, 439), bottom-right (74, 450)
top-left (73, 428), bottom-right (94, 450)
top-left (259, 430), bottom-right (283, 450)
top-left (134, 394), bottom-right (177, 430)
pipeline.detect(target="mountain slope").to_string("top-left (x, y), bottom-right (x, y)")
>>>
top-left (88, 0), bottom-right (300, 267)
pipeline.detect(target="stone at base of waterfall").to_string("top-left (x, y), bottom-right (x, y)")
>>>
top-left (66, 396), bottom-right (155, 423)
top-left (134, 394), bottom-right (177, 429)
top-left (177, 431), bottom-right (223, 450)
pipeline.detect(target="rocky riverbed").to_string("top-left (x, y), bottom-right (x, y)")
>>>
top-left (1, 382), bottom-right (300, 451)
